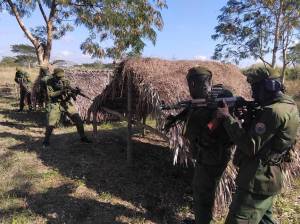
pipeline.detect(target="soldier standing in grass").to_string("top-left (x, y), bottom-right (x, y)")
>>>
top-left (164, 66), bottom-right (234, 224)
top-left (42, 68), bottom-right (91, 147)
top-left (37, 66), bottom-right (50, 109)
top-left (216, 67), bottom-right (300, 224)
top-left (14, 67), bottom-right (32, 112)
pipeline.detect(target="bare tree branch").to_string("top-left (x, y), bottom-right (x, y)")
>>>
top-left (5, 0), bottom-right (39, 48)
top-left (37, 0), bottom-right (48, 23)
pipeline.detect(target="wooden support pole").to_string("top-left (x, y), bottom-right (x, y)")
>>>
top-left (127, 74), bottom-right (133, 165)
top-left (142, 115), bottom-right (146, 137)
top-left (92, 111), bottom-right (97, 136)
top-left (102, 107), bottom-right (169, 141)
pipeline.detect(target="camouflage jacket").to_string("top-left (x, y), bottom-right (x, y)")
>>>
top-left (14, 71), bottom-right (32, 92)
top-left (183, 107), bottom-right (233, 166)
top-left (223, 93), bottom-right (300, 195)
top-left (44, 76), bottom-right (71, 103)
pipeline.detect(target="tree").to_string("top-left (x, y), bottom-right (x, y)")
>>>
top-left (212, 0), bottom-right (300, 81)
top-left (0, 56), bottom-right (17, 66)
top-left (11, 44), bottom-right (37, 68)
top-left (0, 0), bottom-right (166, 67)
top-left (287, 42), bottom-right (300, 67)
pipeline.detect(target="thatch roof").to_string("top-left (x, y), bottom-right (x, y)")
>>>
top-left (89, 57), bottom-right (251, 120)
top-left (89, 58), bottom-right (252, 164)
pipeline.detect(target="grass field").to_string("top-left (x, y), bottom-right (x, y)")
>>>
top-left (0, 66), bottom-right (299, 223)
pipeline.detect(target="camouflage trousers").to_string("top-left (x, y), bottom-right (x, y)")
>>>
top-left (19, 89), bottom-right (32, 111)
top-left (193, 163), bottom-right (227, 224)
top-left (44, 102), bottom-right (85, 143)
top-left (225, 189), bottom-right (275, 224)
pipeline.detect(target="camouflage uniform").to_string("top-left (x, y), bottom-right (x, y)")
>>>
top-left (37, 67), bottom-right (50, 108)
top-left (14, 68), bottom-right (32, 111)
top-left (166, 67), bottom-right (233, 224)
top-left (42, 68), bottom-right (91, 146)
top-left (218, 68), bottom-right (300, 224)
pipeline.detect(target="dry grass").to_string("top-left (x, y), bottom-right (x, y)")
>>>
top-left (285, 80), bottom-right (300, 109)
top-left (0, 66), bottom-right (39, 85)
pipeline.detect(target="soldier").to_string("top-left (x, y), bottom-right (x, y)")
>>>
top-left (14, 67), bottom-right (32, 112)
top-left (216, 67), bottom-right (300, 224)
top-left (37, 66), bottom-right (50, 109)
top-left (164, 66), bottom-right (234, 224)
top-left (42, 68), bottom-right (92, 147)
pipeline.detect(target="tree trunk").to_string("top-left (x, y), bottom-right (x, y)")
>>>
top-left (127, 74), bottom-right (133, 166)
top-left (281, 47), bottom-right (287, 85)
top-left (271, 0), bottom-right (283, 68)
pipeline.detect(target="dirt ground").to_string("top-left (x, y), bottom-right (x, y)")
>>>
top-left (0, 67), bottom-right (299, 224)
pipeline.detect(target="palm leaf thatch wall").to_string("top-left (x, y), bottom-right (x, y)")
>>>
top-left (65, 70), bottom-right (113, 121)
top-left (31, 69), bottom-right (114, 121)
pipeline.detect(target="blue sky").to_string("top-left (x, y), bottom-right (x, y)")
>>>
top-left (0, 1), bottom-right (252, 66)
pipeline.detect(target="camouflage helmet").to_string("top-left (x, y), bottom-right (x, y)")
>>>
top-left (186, 66), bottom-right (212, 79)
top-left (244, 67), bottom-right (273, 84)
top-left (53, 68), bottom-right (64, 78)
top-left (40, 67), bottom-right (49, 76)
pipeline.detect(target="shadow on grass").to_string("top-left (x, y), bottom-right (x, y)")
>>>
top-left (0, 109), bottom-right (46, 127)
top-left (0, 85), bottom-right (193, 223)
top-left (2, 183), bottom-right (142, 224)
top-left (2, 123), bottom-right (194, 223)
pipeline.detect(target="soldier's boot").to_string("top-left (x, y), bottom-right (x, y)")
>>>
top-left (18, 91), bottom-right (25, 112)
top-left (42, 126), bottom-right (54, 147)
top-left (18, 101), bottom-right (24, 112)
top-left (71, 114), bottom-right (92, 143)
top-left (27, 93), bottom-right (33, 111)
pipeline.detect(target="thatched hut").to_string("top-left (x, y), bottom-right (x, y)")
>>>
top-left (89, 57), bottom-right (252, 153)
top-left (89, 58), bottom-right (251, 122)
top-left (88, 57), bottom-right (252, 211)
top-left (89, 58), bottom-right (300, 214)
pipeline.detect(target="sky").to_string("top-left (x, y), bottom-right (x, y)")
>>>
top-left (0, 1), bottom-right (253, 66)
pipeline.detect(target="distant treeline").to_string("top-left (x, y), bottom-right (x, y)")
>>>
top-left (0, 57), bottom-right (115, 71)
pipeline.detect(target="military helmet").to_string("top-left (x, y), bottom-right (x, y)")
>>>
top-left (245, 67), bottom-right (282, 92)
top-left (244, 67), bottom-right (273, 84)
top-left (186, 66), bottom-right (212, 99)
top-left (40, 67), bottom-right (49, 76)
top-left (53, 68), bottom-right (64, 78)
top-left (186, 66), bottom-right (212, 79)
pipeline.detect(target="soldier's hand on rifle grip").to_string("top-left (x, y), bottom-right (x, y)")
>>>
top-left (216, 100), bottom-right (230, 119)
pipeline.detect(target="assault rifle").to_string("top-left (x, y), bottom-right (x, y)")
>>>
top-left (64, 86), bottom-right (92, 101)
top-left (160, 86), bottom-right (259, 131)
top-left (160, 96), bottom-right (256, 111)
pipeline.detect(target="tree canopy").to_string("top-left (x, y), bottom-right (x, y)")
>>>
top-left (11, 44), bottom-right (38, 67)
top-left (0, 0), bottom-right (167, 66)
top-left (212, 0), bottom-right (300, 76)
